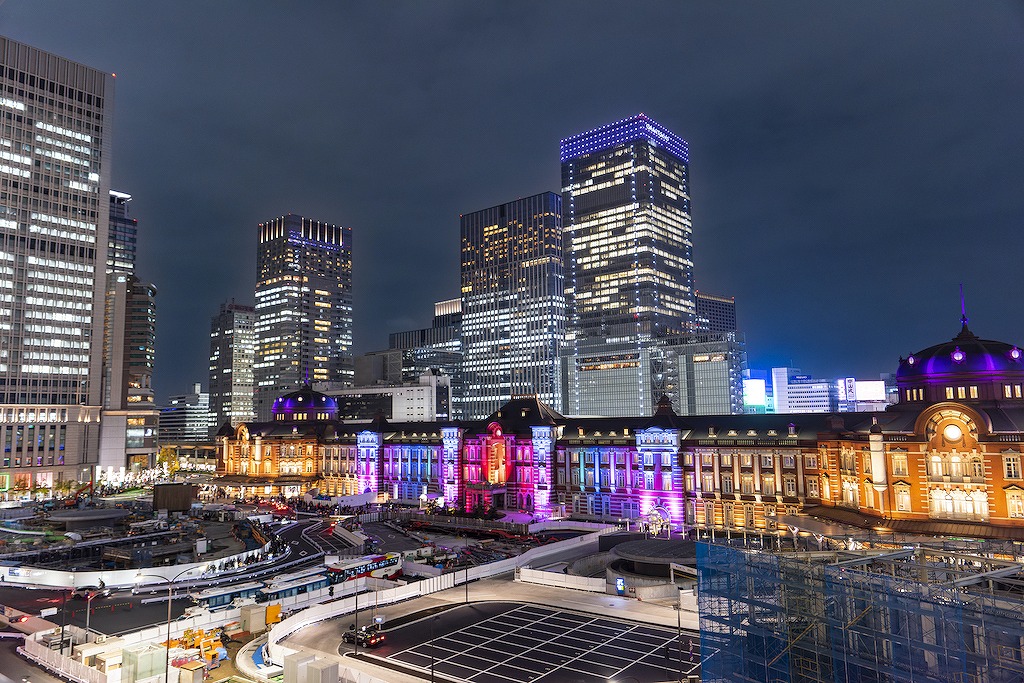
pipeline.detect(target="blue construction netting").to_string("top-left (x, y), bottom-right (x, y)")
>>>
top-left (696, 542), bottom-right (1024, 683)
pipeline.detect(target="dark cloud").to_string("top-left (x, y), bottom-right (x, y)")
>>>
top-left (2, 1), bottom-right (1022, 398)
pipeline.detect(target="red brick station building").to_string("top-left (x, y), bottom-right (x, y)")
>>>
top-left (217, 320), bottom-right (1024, 541)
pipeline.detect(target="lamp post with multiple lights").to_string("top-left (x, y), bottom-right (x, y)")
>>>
top-left (136, 565), bottom-right (208, 683)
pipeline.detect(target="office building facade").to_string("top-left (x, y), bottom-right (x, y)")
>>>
top-left (0, 37), bottom-right (114, 496)
top-left (561, 114), bottom-right (694, 416)
top-left (98, 274), bottom-right (158, 476)
top-left (159, 382), bottom-right (213, 443)
top-left (97, 190), bottom-right (159, 477)
top-left (254, 214), bottom-right (353, 420)
top-left (460, 192), bottom-right (565, 418)
top-left (209, 301), bottom-right (256, 432)
top-left (771, 367), bottom-right (837, 413)
top-left (316, 371), bottom-right (451, 422)
top-left (694, 291), bottom-right (737, 334)
top-left (387, 297), bottom-right (463, 418)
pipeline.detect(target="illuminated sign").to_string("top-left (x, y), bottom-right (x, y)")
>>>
top-left (743, 379), bottom-right (767, 407)
top-left (855, 380), bottom-right (887, 402)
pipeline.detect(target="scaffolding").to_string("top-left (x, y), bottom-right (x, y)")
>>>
top-left (697, 542), bottom-right (1024, 683)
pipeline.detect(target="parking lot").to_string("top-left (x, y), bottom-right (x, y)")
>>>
top-left (380, 601), bottom-right (700, 683)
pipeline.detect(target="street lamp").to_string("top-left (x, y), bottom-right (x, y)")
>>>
top-left (429, 614), bottom-right (440, 683)
top-left (136, 565), bottom-right (208, 683)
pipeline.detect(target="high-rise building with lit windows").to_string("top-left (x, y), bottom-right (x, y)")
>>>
top-left (209, 301), bottom-right (256, 432)
top-left (0, 37), bottom-right (114, 495)
top-left (98, 190), bottom-right (159, 476)
top-left (254, 214), bottom-right (352, 421)
top-left (560, 114), bottom-right (694, 416)
top-left (460, 192), bottom-right (565, 419)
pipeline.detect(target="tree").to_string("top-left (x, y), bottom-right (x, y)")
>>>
top-left (157, 446), bottom-right (180, 477)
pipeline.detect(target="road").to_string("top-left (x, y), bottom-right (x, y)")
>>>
top-left (0, 520), bottom-right (332, 635)
top-left (0, 639), bottom-right (64, 683)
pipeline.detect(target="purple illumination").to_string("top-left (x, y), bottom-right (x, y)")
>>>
top-left (907, 355), bottom-right (915, 365)
top-left (952, 347), bottom-right (965, 363)
top-left (560, 114), bottom-right (689, 163)
top-left (1012, 348), bottom-right (1022, 360)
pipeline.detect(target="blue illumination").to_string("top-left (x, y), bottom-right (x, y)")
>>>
top-left (560, 113), bottom-right (689, 163)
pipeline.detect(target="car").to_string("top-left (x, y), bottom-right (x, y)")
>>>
top-left (342, 625), bottom-right (385, 648)
top-left (71, 586), bottom-right (111, 600)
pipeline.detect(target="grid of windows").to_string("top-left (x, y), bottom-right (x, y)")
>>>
top-left (254, 215), bottom-right (352, 420)
top-left (561, 114), bottom-right (694, 416)
top-left (459, 193), bottom-right (564, 419)
top-left (1, 37), bottom-right (113, 484)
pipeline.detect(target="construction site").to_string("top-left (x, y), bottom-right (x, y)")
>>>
top-left (697, 541), bottom-right (1024, 683)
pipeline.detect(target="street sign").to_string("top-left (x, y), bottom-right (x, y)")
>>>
top-left (40, 607), bottom-right (58, 617)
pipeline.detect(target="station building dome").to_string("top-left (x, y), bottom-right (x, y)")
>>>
top-left (270, 385), bottom-right (339, 422)
top-left (895, 319), bottom-right (1024, 408)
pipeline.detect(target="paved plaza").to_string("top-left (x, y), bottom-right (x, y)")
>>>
top-left (381, 602), bottom-right (699, 683)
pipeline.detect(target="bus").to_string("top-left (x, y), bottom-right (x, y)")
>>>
top-left (255, 574), bottom-right (332, 603)
top-left (191, 581), bottom-right (263, 609)
top-left (263, 565), bottom-right (328, 585)
top-left (326, 553), bottom-right (402, 583)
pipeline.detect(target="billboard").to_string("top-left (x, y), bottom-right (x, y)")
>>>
top-left (743, 379), bottom-right (767, 408)
top-left (855, 380), bottom-right (887, 402)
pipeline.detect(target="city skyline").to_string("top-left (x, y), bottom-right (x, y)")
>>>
top-left (2, 3), bottom-right (1022, 400)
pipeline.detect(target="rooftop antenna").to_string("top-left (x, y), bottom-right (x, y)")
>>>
top-left (960, 283), bottom-right (969, 327)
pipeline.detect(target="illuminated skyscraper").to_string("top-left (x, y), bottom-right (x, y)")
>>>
top-left (98, 191), bottom-right (159, 474)
top-left (209, 301), bottom-right (256, 431)
top-left (254, 214), bottom-right (352, 421)
top-left (561, 114), bottom-right (694, 416)
top-left (0, 37), bottom-right (114, 493)
top-left (460, 192), bottom-right (565, 419)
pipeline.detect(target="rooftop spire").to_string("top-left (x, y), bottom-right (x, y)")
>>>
top-left (960, 283), bottom-right (968, 327)
top-left (955, 283), bottom-right (977, 340)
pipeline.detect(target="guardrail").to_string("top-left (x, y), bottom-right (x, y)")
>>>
top-left (266, 524), bottom-right (617, 666)
top-left (22, 520), bottom-right (617, 683)
top-left (1, 539), bottom-right (280, 589)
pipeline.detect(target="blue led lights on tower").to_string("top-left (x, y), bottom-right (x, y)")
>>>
top-left (561, 114), bottom-right (694, 416)
top-left (254, 214), bottom-right (353, 421)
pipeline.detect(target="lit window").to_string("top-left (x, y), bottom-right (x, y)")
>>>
top-left (1004, 456), bottom-right (1022, 480)
top-left (896, 486), bottom-right (912, 512)
top-left (945, 387), bottom-right (954, 400)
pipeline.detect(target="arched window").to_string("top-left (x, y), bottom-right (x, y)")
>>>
top-left (950, 455), bottom-right (963, 478)
top-left (952, 489), bottom-right (969, 516)
top-left (929, 455), bottom-right (945, 477)
top-left (970, 490), bottom-right (988, 518)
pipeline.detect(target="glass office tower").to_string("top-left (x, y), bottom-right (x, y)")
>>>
top-left (0, 37), bottom-right (114, 494)
top-left (460, 192), bottom-right (565, 419)
top-left (561, 114), bottom-right (694, 416)
top-left (98, 190), bottom-right (159, 475)
top-left (209, 301), bottom-right (256, 431)
top-left (254, 214), bottom-right (352, 421)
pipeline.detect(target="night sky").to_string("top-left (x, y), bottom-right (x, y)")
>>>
top-left (3, 2), bottom-right (1023, 402)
